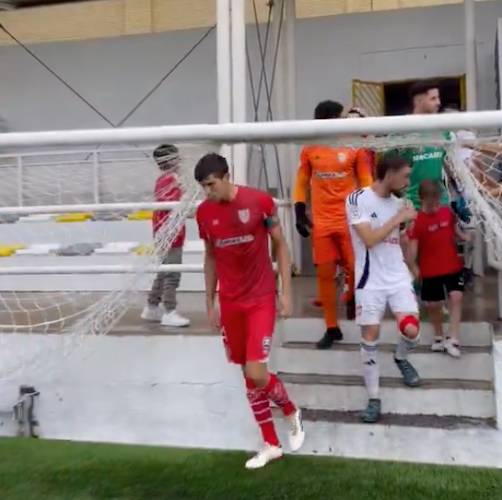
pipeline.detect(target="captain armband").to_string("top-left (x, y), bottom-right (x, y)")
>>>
top-left (264, 215), bottom-right (280, 229)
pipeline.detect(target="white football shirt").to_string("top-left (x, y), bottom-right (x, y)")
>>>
top-left (346, 187), bottom-right (412, 291)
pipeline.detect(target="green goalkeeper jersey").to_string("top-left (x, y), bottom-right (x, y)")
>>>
top-left (392, 131), bottom-right (452, 209)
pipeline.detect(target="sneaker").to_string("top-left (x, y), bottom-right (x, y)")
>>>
top-left (431, 338), bottom-right (445, 352)
top-left (140, 304), bottom-right (164, 322)
top-left (161, 310), bottom-right (190, 328)
top-left (361, 398), bottom-right (381, 424)
top-left (245, 444), bottom-right (283, 469)
top-left (394, 358), bottom-right (421, 387)
top-left (444, 338), bottom-right (461, 358)
top-left (286, 409), bottom-right (305, 452)
top-left (316, 327), bottom-right (343, 349)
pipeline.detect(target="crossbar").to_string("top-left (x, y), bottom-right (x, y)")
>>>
top-left (1, 111), bottom-right (502, 149)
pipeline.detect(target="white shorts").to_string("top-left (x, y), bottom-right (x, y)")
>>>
top-left (355, 286), bottom-right (418, 326)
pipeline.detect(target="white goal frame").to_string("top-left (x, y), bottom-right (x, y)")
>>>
top-left (0, 110), bottom-right (501, 316)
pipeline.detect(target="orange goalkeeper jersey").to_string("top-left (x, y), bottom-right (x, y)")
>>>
top-left (294, 146), bottom-right (373, 236)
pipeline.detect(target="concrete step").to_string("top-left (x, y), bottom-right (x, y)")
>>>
top-left (298, 408), bottom-right (496, 430)
top-left (273, 417), bottom-right (502, 467)
top-left (280, 373), bottom-right (495, 419)
top-left (276, 343), bottom-right (494, 381)
top-left (283, 342), bottom-right (490, 354)
top-left (280, 319), bottom-right (493, 347)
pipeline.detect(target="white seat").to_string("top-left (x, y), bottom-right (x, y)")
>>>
top-left (18, 214), bottom-right (56, 223)
top-left (17, 243), bottom-right (62, 255)
top-left (94, 242), bottom-right (139, 254)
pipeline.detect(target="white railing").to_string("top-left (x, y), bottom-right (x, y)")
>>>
top-left (0, 145), bottom-right (288, 208)
top-left (0, 144), bottom-right (292, 286)
top-left (0, 147), bottom-right (157, 207)
top-left (0, 262), bottom-right (281, 276)
top-left (0, 264), bottom-right (204, 275)
top-left (0, 199), bottom-right (289, 216)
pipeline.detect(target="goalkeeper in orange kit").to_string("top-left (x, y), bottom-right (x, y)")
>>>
top-left (294, 100), bottom-right (373, 349)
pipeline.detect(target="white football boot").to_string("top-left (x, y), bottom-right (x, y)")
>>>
top-left (287, 409), bottom-right (306, 452)
top-left (245, 444), bottom-right (283, 469)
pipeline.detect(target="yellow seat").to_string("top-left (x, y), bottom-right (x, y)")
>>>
top-left (127, 210), bottom-right (153, 221)
top-left (0, 244), bottom-right (26, 257)
top-left (133, 244), bottom-right (154, 256)
top-left (55, 213), bottom-right (93, 223)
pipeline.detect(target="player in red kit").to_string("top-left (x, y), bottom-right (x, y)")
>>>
top-left (195, 153), bottom-right (305, 469)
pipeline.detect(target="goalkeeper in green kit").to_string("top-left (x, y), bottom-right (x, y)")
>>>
top-left (391, 80), bottom-right (472, 288)
top-left (399, 80), bottom-right (451, 209)
top-left (393, 80), bottom-right (471, 220)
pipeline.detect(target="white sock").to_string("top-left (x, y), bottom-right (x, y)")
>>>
top-left (395, 336), bottom-right (418, 361)
top-left (361, 340), bottom-right (379, 399)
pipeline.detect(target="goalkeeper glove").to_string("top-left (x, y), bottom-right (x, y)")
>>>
top-left (451, 197), bottom-right (472, 224)
top-left (294, 202), bottom-right (313, 238)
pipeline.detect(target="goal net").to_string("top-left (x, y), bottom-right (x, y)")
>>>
top-left (327, 129), bottom-right (502, 268)
top-left (0, 143), bottom-right (213, 380)
top-left (368, 131), bottom-right (502, 260)
top-left (0, 118), bottom-right (500, 381)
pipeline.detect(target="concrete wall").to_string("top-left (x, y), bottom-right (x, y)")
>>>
top-left (295, 1), bottom-right (502, 114)
top-left (1, 2), bottom-right (502, 133)
top-left (0, 334), bottom-right (262, 450)
top-left (0, 27), bottom-right (218, 131)
top-left (0, 333), bottom-right (500, 468)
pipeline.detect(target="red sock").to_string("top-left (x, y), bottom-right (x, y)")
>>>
top-left (245, 378), bottom-right (279, 447)
top-left (263, 373), bottom-right (296, 417)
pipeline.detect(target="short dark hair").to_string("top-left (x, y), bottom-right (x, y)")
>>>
top-left (376, 155), bottom-right (410, 181)
top-left (409, 79), bottom-right (440, 101)
top-left (314, 100), bottom-right (344, 120)
top-left (194, 153), bottom-right (229, 182)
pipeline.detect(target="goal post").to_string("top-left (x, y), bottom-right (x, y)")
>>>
top-left (0, 111), bottom-right (500, 380)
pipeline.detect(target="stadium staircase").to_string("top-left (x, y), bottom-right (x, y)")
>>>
top-left (275, 318), bottom-right (496, 433)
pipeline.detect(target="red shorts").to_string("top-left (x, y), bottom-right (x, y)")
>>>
top-left (219, 294), bottom-right (276, 365)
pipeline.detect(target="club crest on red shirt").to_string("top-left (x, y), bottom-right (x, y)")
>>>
top-left (238, 209), bottom-right (250, 224)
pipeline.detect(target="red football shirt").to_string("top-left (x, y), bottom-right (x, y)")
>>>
top-left (152, 172), bottom-right (185, 248)
top-left (408, 206), bottom-right (463, 278)
top-left (196, 186), bottom-right (276, 302)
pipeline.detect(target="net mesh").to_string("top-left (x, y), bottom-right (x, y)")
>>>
top-left (0, 143), bottom-right (211, 380)
top-left (0, 131), bottom-right (500, 380)
top-left (315, 130), bottom-right (502, 251)
top-left (447, 134), bottom-right (502, 265)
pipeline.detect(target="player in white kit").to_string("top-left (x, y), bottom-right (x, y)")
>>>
top-left (346, 155), bottom-right (420, 423)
